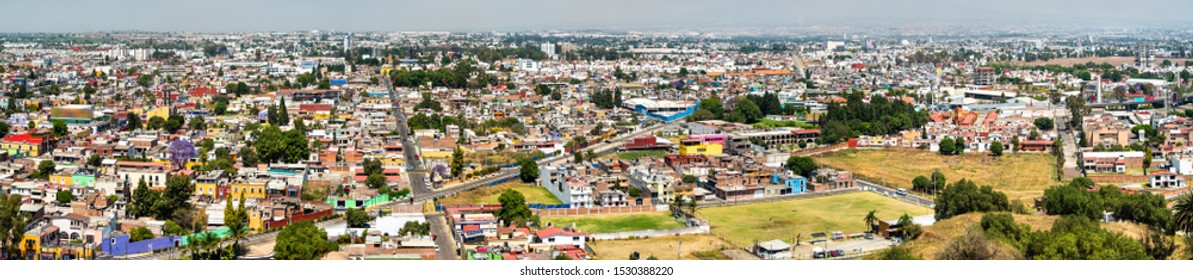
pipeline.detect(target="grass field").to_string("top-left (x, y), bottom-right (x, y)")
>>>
top-left (816, 150), bottom-right (1058, 202)
top-left (699, 192), bottom-right (933, 247)
top-left (588, 234), bottom-right (732, 260)
top-left (543, 212), bottom-right (684, 233)
top-left (437, 182), bottom-right (563, 206)
top-left (617, 150), bottom-right (669, 160)
top-left (752, 119), bottom-right (815, 129)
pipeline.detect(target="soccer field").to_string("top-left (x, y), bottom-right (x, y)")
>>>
top-left (699, 192), bottom-right (933, 248)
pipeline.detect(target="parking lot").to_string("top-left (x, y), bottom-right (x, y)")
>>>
top-left (789, 237), bottom-right (896, 259)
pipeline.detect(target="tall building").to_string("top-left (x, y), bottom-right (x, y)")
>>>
top-left (540, 42), bottom-right (556, 56)
top-left (343, 33), bottom-right (352, 53)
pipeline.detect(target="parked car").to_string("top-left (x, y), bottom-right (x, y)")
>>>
top-left (831, 231), bottom-right (845, 240)
top-left (896, 188), bottom-right (907, 196)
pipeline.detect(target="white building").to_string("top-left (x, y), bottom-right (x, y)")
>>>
top-left (1150, 170), bottom-right (1187, 188)
top-left (539, 165), bottom-right (594, 208)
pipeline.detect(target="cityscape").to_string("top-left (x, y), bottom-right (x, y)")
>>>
top-left (1, 0), bottom-right (1193, 263)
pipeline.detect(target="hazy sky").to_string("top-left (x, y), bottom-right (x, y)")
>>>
top-left (2, 0), bottom-right (1191, 32)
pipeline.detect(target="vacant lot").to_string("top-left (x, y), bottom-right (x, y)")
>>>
top-left (617, 150), bottom-right (668, 161)
top-left (543, 212), bottom-right (684, 233)
top-left (817, 150), bottom-right (1057, 202)
top-left (588, 234), bottom-right (732, 260)
top-left (699, 192), bottom-right (933, 248)
top-left (437, 182), bottom-right (562, 206)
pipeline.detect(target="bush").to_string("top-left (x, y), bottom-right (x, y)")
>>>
top-left (933, 179), bottom-right (1010, 220)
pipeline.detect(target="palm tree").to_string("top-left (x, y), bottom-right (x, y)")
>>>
top-left (863, 210), bottom-right (879, 233)
top-left (687, 198), bottom-right (698, 218)
top-left (1171, 192), bottom-right (1193, 234)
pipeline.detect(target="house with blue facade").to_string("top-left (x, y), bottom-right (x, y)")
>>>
top-left (772, 173), bottom-right (808, 195)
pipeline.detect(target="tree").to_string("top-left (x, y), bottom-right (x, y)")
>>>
top-left (31, 160), bottom-right (55, 179)
top-left (938, 138), bottom-right (955, 155)
top-left (863, 210), bottom-right (879, 233)
top-left (933, 179), bottom-right (1011, 220)
top-left (129, 226), bottom-right (155, 242)
top-left (1011, 135), bottom-right (1020, 153)
top-left (1143, 145), bottom-right (1153, 176)
top-left (87, 154), bottom-right (102, 170)
top-left (189, 116), bottom-right (207, 131)
top-left (1065, 95), bottom-right (1090, 128)
top-left (273, 221), bottom-right (337, 260)
top-left (0, 121), bottom-right (8, 138)
top-left (450, 146), bottom-right (466, 177)
top-left (399, 221), bottom-right (431, 236)
top-left (362, 158), bottom-right (383, 176)
top-left (1033, 117), bottom-right (1054, 131)
top-left (163, 220), bottom-right (185, 236)
top-left (277, 98), bottom-right (290, 125)
top-left (519, 158), bottom-right (538, 183)
top-left (366, 173), bottom-right (386, 190)
top-left (990, 141), bottom-right (1004, 157)
top-left (734, 98), bottom-right (763, 123)
top-left (931, 171), bottom-right (947, 194)
top-left (785, 156), bottom-right (817, 178)
top-left (496, 190), bottom-right (534, 226)
top-left (163, 114), bottom-right (184, 134)
top-left (147, 116), bottom-right (165, 130)
top-left (955, 138), bottom-right (966, 154)
top-left (168, 139), bottom-right (196, 169)
top-left (52, 120), bottom-right (67, 137)
top-left (130, 179), bottom-right (157, 218)
top-left (699, 97), bottom-right (725, 118)
top-left (346, 208), bottom-right (371, 228)
top-left (912, 176), bottom-right (932, 193)
top-left (1172, 192), bottom-right (1193, 234)
top-left (56, 189), bottom-right (74, 205)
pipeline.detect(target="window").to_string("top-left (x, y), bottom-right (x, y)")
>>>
top-left (547, 238), bottom-right (555, 242)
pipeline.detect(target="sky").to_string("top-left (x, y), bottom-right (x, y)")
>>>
top-left (2, 0), bottom-right (1191, 33)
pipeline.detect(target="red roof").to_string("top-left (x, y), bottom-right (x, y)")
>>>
top-left (534, 227), bottom-right (583, 239)
top-left (3, 133), bottom-right (44, 145)
top-left (299, 104), bottom-right (333, 112)
top-left (188, 87), bottom-right (218, 96)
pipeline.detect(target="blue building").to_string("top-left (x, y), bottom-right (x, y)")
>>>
top-left (772, 173), bottom-right (808, 195)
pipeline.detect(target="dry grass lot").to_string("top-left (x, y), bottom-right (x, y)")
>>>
top-left (543, 212), bottom-right (684, 233)
top-left (817, 150), bottom-right (1058, 202)
top-left (437, 182), bottom-right (562, 206)
top-left (699, 192), bottom-right (933, 248)
top-left (588, 234), bottom-right (733, 260)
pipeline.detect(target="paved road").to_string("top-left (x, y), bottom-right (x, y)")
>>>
top-left (426, 213), bottom-right (457, 260)
top-left (381, 78), bottom-right (431, 198)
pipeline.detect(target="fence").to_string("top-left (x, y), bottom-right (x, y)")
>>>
top-left (527, 203), bottom-right (571, 209)
top-left (1086, 174), bottom-right (1150, 184)
top-left (697, 188), bottom-right (860, 208)
top-left (792, 143), bottom-right (850, 157)
top-left (588, 223), bottom-right (710, 240)
top-left (262, 208), bottom-right (335, 230)
top-left (856, 180), bottom-right (935, 208)
top-left (535, 205), bottom-right (665, 217)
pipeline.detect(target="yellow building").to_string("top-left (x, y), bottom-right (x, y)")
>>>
top-left (678, 143), bottom-right (723, 156)
top-left (144, 106), bottom-right (170, 120)
top-left (1, 133), bottom-right (49, 157)
top-left (230, 183), bottom-right (267, 200)
top-left (49, 174), bottom-right (73, 185)
top-left (248, 209), bottom-right (264, 231)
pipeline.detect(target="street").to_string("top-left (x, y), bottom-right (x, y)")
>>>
top-left (426, 213), bottom-right (458, 260)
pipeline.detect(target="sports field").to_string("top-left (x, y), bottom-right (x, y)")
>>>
top-left (699, 192), bottom-right (932, 247)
